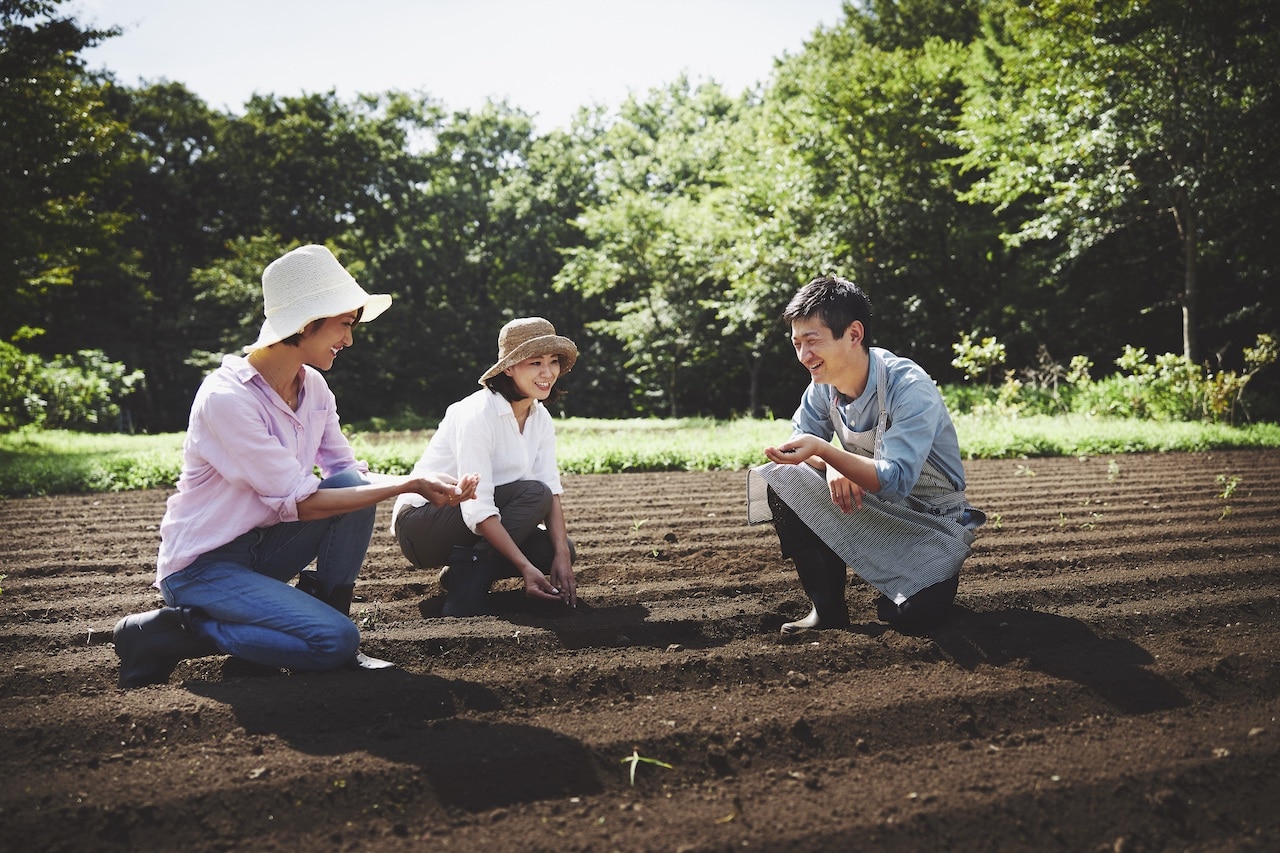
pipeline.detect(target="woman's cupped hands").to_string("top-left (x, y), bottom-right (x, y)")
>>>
top-left (416, 472), bottom-right (481, 507)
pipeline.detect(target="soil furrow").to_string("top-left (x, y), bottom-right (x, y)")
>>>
top-left (2, 449), bottom-right (1279, 850)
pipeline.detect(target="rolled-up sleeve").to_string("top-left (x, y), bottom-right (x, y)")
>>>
top-left (455, 408), bottom-right (501, 533)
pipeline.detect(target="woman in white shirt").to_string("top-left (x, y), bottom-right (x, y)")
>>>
top-left (393, 317), bottom-right (579, 616)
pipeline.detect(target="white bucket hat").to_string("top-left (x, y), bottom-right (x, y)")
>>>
top-left (479, 317), bottom-right (578, 384)
top-left (243, 244), bottom-right (392, 352)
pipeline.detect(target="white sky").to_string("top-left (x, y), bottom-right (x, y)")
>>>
top-left (76, 0), bottom-right (847, 133)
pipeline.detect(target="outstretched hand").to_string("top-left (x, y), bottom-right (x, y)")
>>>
top-left (417, 472), bottom-right (481, 507)
top-left (763, 434), bottom-right (828, 466)
top-left (765, 436), bottom-right (865, 512)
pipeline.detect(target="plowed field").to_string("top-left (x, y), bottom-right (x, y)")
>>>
top-left (2, 450), bottom-right (1278, 851)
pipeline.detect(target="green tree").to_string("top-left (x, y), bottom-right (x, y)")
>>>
top-left (555, 78), bottom-right (749, 417)
top-left (956, 0), bottom-right (1280, 365)
top-left (73, 81), bottom-right (229, 430)
top-left (349, 98), bottom-right (597, 421)
top-left (767, 5), bottom-right (999, 375)
top-left (0, 0), bottom-right (128, 344)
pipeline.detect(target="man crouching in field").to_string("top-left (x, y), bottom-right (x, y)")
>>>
top-left (748, 275), bottom-right (985, 634)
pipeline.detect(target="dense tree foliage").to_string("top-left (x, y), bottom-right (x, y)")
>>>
top-left (3, 0), bottom-right (1276, 431)
top-left (1, 0), bottom-right (126, 345)
top-left (957, 0), bottom-right (1280, 366)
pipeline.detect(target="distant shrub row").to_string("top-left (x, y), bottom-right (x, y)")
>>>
top-left (945, 334), bottom-right (1279, 424)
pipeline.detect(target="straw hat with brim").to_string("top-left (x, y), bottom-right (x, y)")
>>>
top-left (479, 317), bottom-right (578, 384)
top-left (243, 244), bottom-right (392, 352)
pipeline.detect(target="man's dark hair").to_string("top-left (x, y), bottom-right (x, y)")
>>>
top-left (281, 306), bottom-right (365, 348)
top-left (782, 276), bottom-right (873, 347)
top-left (484, 372), bottom-right (568, 405)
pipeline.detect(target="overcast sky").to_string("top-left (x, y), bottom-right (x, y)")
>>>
top-left (76, 0), bottom-right (847, 133)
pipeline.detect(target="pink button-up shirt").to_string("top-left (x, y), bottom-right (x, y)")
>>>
top-left (155, 355), bottom-right (367, 585)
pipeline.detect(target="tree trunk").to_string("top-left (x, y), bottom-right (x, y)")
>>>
top-left (1177, 188), bottom-right (1199, 364)
top-left (746, 353), bottom-right (761, 418)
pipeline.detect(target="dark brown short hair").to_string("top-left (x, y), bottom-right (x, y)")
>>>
top-left (484, 372), bottom-right (568, 405)
top-left (280, 306), bottom-right (365, 347)
top-left (783, 276), bottom-right (873, 347)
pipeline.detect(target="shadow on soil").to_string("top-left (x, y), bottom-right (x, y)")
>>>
top-left (934, 605), bottom-right (1189, 714)
top-left (185, 669), bottom-right (602, 811)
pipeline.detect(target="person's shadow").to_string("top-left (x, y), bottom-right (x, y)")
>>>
top-left (185, 669), bottom-right (602, 811)
top-left (419, 587), bottom-right (745, 652)
top-left (929, 605), bottom-right (1188, 714)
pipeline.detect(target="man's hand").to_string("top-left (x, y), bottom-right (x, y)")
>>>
top-left (763, 434), bottom-right (828, 465)
top-left (827, 468), bottom-right (864, 513)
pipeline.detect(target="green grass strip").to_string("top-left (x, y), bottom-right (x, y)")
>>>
top-left (2, 416), bottom-right (1278, 497)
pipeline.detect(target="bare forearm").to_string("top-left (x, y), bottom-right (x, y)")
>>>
top-left (544, 495), bottom-right (571, 557)
top-left (296, 472), bottom-right (476, 522)
top-left (476, 515), bottom-right (537, 574)
top-left (818, 445), bottom-right (882, 492)
top-left (296, 478), bottom-right (414, 521)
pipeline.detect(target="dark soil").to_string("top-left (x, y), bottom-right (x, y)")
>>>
top-left (1, 450), bottom-right (1278, 851)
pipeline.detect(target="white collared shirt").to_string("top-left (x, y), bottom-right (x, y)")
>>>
top-left (391, 388), bottom-right (563, 534)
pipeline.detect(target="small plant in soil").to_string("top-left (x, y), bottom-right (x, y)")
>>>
top-left (1216, 473), bottom-right (1240, 501)
top-left (622, 749), bottom-right (672, 786)
top-left (1216, 473), bottom-right (1241, 520)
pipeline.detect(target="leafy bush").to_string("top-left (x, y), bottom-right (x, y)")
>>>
top-left (947, 333), bottom-right (1278, 425)
top-left (0, 341), bottom-right (145, 432)
top-left (1068, 338), bottom-right (1276, 423)
top-left (951, 332), bottom-right (1007, 384)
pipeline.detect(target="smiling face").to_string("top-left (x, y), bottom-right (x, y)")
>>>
top-left (298, 312), bottom-right (358, 370)
top-left (504, 352), bottom-right (563, 401)
top-left (791, 315), bottom-right (864, 393)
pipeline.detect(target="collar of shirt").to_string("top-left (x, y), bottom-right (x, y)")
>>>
top-left (225, 354), bottom-right (306, 418)
top-left (486, 388), bottom-right (543, 426)
top-left (834, 348), bottom-right (883, 421)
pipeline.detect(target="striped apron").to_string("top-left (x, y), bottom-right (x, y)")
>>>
top-left (747, 357), bottom-right (982, 604)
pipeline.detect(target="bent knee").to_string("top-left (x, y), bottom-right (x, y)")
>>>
top-left (515, 479), bottom-right (553, 505)
top-left (308, 619), bottom-right (361, 670)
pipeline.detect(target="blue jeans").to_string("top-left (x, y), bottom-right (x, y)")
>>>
top-left (160, 469), bottom-right (374, 671)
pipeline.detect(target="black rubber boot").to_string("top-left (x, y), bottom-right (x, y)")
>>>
top-left (296, 574), bottom-right (394, 670)
top-left (876, 574), bottom-right (959, 634)
top-left (440, 545), bottom-right (507, 617)
top-left (113, 606), bottom-right (217, 688)
top-left (781, 547), bottom-right (850, 635)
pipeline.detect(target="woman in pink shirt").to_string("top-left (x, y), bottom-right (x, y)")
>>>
top-left (112, 245), bottom-right (477, 688)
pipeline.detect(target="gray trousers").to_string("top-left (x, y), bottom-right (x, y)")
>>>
top-left (394, 479), bottom-right (575, 571)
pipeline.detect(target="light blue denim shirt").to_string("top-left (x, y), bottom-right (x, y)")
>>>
top-left (790, 347), bottom-right (965, 502)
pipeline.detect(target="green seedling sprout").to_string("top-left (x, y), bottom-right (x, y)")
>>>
top-left (622, 749), bottom-right (672, 786)
top-left (1216, 473), bottom-right (1240, 501)
top-left (1216, 473), bottom-right (1240, 520)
